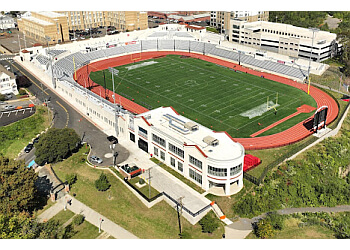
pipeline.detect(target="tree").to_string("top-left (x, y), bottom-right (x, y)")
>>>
top-left (95, 173), bottom-right (111, 191)
top-left (198, 212), bottom-right (220, 234)
top-left (16, 75), bottom-right (32, 88)
top-left (0, 94), bottom-right (5, 101)
top-left (65, 173), bottom-right (77, 186)
top-left (73, 214), bottom-right (85, 226)
top-left (0, 157), bottom-right (38, 215)
top-left (35, 128), bottom-right (81, 165)
top-left (0, 212), bottom-right (61, 239)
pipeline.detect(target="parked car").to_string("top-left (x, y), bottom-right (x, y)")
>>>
top-left (33, 136), bottom-right (40, 144)
top-left (5, 93), bottom-right (12, 100)
top-left (90, 156), bottom-right (103, 164)
top-left (4, 105), bottom-right (15, 110)
top-left (0, 101), bottom-right (7, 105)
top-left (24, 143), bottom-right (34, 153)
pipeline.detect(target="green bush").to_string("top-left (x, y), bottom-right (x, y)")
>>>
top-left (18, 89), bottom-right (27, 95)
top-left (73, 214), bottom-right (85, 226)
top-left (254, 219), bottom-right (274, 239)
top-left (65, 173), bottom-right (77, 186)
top-left (180, 231), bottom-right (192, 239)
top-left (138, 178), bottom-right (145, 185)
top-left (267, 212), bottom-right (285, 231)
top-left (95, 173), bottom-right (111, 191)
top-left (0, 94), bottom-right (5, 101)
top-left (199, 212), bottom-right (220, 234)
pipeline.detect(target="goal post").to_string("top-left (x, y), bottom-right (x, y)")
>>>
top-left (267, 92), bottom-right (279, 111)
top-left (131, 52), bottom-right (142, 62)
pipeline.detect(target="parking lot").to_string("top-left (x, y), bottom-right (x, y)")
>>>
top-left (0, 28), bottom-right (38, 53)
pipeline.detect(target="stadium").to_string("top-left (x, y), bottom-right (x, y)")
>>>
top-left (18, 23), bottom-right (339, 195)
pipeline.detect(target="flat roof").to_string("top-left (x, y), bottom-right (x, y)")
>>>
top-left (138, 107), bottom-right (244, 161)
top-left (20, 16), bottom-right (54, 26)
top-left (34, 11), bottom-right (65, 18)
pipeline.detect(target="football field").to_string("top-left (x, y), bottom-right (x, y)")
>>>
top-left (90, 55), bottom-right (317, 138)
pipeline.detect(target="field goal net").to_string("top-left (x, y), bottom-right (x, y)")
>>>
top-left (266, 93), bottom-right (279, 111)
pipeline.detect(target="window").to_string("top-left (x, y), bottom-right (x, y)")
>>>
top-left (160, 151), bottom-right (165, 161)
top-left (230, 163), bottom-right (242, 176)
top-left (170, 157), bottom-right (175, 167)
top-left (178, 162), bottom-right (183, 172)
top-left (189, 155), bottom-right (202, 169)
top-left (152, 134), bottom-right (166, 147)
top-left (154, 147), bottom-right (158, 156)
top-left (138, 126), bottom-right (147, 137)
top-left (208, 165), bottom-right (227, 177)
top-left (189, 169), bottom-right (202, 184)
top-left (168, 143), bottom-right (184, 158)
top-left (130, 132), bottom-right (135, 142)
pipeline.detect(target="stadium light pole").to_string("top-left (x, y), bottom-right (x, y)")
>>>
top-left (108, 67), bottom-right (119, 137)
top-left (307, 28), bottom-right (319, 95)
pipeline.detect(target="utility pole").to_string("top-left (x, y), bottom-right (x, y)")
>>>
top-left (307, 28), bottom-right (319, 95)
top-left (176, 196), bottom-right (184, 235)
top-left (145, 167), bottom-right (152, 198)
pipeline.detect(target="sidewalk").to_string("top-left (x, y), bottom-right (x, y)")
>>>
top-left (65, 194), bottom-right (138, 239)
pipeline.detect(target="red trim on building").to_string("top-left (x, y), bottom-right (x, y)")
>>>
top-left (230, 172), bottom-right (242, 180)
top-left (151, 142), bottom-right (166, 152)
top-left (184, 143), bottom-right (208, 158)
top-left (167, 106), bottom-right (180, 115)
top-left (141, 116), bottom-right (152, 126)
top-left (128, 128), bottom-right (134, 132)
top-left (212, 130), bottom-right (237, 143)
top-left (139, 134), bottom-right (148, 141)
top-left (168, 152), bottom-right (184, 162)
top-left (207, 175), bottom-right (227, 181)
top-left (188, 163), bottom-right (202, 173)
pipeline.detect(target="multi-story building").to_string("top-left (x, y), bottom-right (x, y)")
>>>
top-left (0, 15), bottom-right (16, 30)
top-left (210, 11), bottom-right (269, 36)
top-left (105, 11), bottom-right (148, 31)
top-left (0, 65), bottom-right (18, 95)
top-left (56, 11), bottom-right (106, 31)
top-left (228, 20), bottom-right (339, 62)
top-left (128, 107), bottom-right (244, 196)
top-left (17, 11), bottom-right (69, 45)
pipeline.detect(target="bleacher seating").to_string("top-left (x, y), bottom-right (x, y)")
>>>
top-left (47, 49), bottom-right (67, 57)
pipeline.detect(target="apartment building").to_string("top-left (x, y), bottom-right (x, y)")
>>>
top-left (105, 11), bottom-right (148, 31)
top-left (17, 11), bottom-right (69, 45)
top-left (228, 20), bottom-right (339, 62)
top-left (210, 11), bottom-right (269, 35)
top-left (56, 11), bottom-right (106, 31)
top-left (0, 65), bottom-right (18, 95)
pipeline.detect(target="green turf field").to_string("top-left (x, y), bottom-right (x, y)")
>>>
top-left (90, 55), bottom-right (317, 138)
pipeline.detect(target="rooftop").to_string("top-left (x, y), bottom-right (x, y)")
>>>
top-left (20, 16), bottom-right (54, 26)
top-left (34, 11), bottom-right (65, 18)
top-left (0, 65), bottom-right (15, 79)
top-left (138, 107), bottom-right (244, 161)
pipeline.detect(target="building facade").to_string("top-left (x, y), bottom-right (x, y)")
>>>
top-left (0, 15), bottom-right (16, 30)
top-left (0, 65), bottom-right (18, 95)
top-left (56, 11), bottom-right (106, 31)
top-left (128, 107), bottom-right (244, 196)
top-left (105, 11), bottom-right (148, 32)
top-left (210, 11), bottom-right (269, 35)
top-left (228, 20), bottom-right (339, 62)
top-left (17, 11), bottom-right (69, 45)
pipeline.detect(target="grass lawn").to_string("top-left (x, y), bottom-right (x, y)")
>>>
top-left (71, 220), bottom-right (102, 239)
top-left (51, 147), bottom-right (224, 239)
top-left (245, 217), bottom-right (336, 239)
top-left (129, 176), bottom-right (160, 198)
top-left (48, 209), bottom-right (75, 225)
top-left (90, 54), bottom-right (316, 138)
top-left (0, 106), bottom-right (50, 159)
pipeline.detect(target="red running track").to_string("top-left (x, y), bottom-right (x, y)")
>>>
top-left (75, 51), bottom-right (339, 150)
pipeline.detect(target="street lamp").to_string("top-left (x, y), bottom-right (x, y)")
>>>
top-left (98, 218), bottom-right (104, 233)
top-left (307, 28), bottom-right (319, 95)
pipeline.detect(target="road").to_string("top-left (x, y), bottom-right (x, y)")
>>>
top-left (1, 56), bottom-right (130, 166)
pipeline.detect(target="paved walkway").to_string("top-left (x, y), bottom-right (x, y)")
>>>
top-left (118, 137), bottom-right (212, 219)
top-left (38, 194), bottom-right (138, 239)
top-left (224, 204), bottom-right (350, 239)
top-left (64, 194), bottom-right (138, 239)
